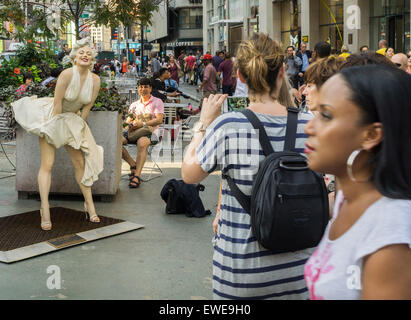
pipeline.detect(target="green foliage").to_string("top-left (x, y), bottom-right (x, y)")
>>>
top-left (0, 0), bottom-right (25, 40)
top-left (0, 58), bottom-right (20, 88)
top-left (94, 0), bottom-right (161, 29)
top-left (0, 43), bottom-right (60, 88)
top-left (0, 0), bottom-right (69, 43)
top-left (92, 85), bottom-right (128, 115)
top-left (15, 42), bottom-right (56, 68)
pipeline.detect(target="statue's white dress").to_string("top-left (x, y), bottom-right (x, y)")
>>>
top-left (11, 66), bottom-right (104, 187)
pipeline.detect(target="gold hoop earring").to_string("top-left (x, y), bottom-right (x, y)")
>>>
top-left (346, 149), bottom-right (369, 183)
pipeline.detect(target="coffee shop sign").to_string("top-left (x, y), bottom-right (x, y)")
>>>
top-left (167, 41), bottom-right (200, 47)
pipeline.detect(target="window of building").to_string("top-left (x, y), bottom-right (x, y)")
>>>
top-left (179, 8), bottom-right (203, 29)
top-left (218, 25), bottom-right (224, 42)
top-left (208, 29), bottom-right (214, 52)
top-left (218, 0), bottom-right (225, 20)
top-left (280, 0), bottom-right (301, 48)
top-left (370, 0), bottom-right (410, 53)
top-left (319, 0), bottom-right (344, 52)
top-left (248, 0), bottom-right (259, 36)
top-left (207, 0), bottom-right (214, 23)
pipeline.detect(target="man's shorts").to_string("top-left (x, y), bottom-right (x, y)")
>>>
top-left (123, 130), bottom-right (159, 145)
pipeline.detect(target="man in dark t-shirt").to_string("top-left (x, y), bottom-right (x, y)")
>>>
top-left (217, 52), bottom-right (236, 96)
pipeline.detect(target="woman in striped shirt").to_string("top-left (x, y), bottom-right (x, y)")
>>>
top-left (182, 33), bottom-right (314, 299)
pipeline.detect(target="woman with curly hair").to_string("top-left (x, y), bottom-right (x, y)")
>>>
top-left (11, 37), bottom-right (103, 230)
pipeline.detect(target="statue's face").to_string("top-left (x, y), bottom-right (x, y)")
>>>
top-left (75, 46), bottom-right (93, 67)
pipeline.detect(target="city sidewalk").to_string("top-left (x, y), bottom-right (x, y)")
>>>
top-left (0, 142), bottom-right (220, 299)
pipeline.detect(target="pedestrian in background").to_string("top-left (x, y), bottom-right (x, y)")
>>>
top-left (217, 52), bottom-right (236, 96)
top-left (285, 45), bottom-right (302, 89)
top-left (376, 39), bottom-right (388, 56)
top-left (178, 50), bottom-right (186, 82)
top-left (339, 45), bottom-right (351, 60)
top-left (150, 52), bottom-right (162, 74)
top-left (360, 45), bottom-right (369, 53)
top-left (196, 54), bottom-right (216, 109)
top-left (391, 53), bottom-right (408, 71)
top-left (167, 55), bottom-right (181, 84)
top-left (122, 57), bottom-right (128, 76)
top-left (385, 47), bottom-right (395, 60)
top-left (296, 42), bottom-right (312, 87)
top-left (301, 56), bottom-right (344, 113)
top-left (185, 52), bottom-right (196, 85)
top-left (313, 41), bottom-right (331, 61)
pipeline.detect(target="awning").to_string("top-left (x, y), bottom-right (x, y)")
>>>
top-left (209, 18), bottom-right (243, 26)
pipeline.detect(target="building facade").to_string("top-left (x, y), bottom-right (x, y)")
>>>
top-left (90, 26), bottom-right (112, 52)
top-left (147, 0), bottom-right (204, 57)
top-left (204, 0), bottom-right (411, 55)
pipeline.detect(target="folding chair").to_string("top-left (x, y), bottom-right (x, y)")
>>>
top-left (122, 135), bottom-right (163, 183)
top-left (140, 136), bottom-right (163, 182)
top-left (162, 105), bottom-right (183, 154)
top-left (0, 106), bottom-right (16, 178)
top-left (180, 115), bottom-right (200, 141)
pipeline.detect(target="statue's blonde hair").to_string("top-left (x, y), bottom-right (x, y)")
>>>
top-left (69, 37), bottom-right (97, 70)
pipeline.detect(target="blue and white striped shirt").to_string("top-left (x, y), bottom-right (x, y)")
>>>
top-left (197, 110), bottom-right (315, 300)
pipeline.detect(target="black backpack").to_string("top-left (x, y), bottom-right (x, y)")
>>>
top-left (160, 179), bottom-right (212, 218)
top-left (223, 108), bottom-right (329, 253)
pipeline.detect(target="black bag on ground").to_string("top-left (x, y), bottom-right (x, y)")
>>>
top-left (160, 179), bottom-right (212, 218)
top-left (223, 108), bottom-right (329, 253)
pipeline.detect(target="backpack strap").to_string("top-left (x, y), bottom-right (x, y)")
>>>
top-left (242, 109), bottom-right (274, 156)
top-left (222, 109), bottom-right (271, 214)
top-left (223, 174), bottom-right (251, 214)
top-left (284, 107), bottom-right (299, 152)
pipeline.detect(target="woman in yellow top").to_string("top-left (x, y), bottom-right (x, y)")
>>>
top-left (11, 38), bottom-right (103, 230)
top-left (338, 45), bottom-right (350, 60)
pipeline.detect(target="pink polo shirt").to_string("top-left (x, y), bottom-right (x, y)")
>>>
top-left (128, 96), bottom-right (164, 134)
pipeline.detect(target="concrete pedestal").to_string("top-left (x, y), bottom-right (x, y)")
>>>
top-left (15, 111), bottom-right (123, 202)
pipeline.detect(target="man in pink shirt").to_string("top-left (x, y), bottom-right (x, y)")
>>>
top-left (196, 54), bottom-right (217, 109)
top-left (122, 78), bottom-right (164, 188)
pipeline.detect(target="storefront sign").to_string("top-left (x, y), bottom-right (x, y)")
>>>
top-left (346, 5), bottom-right (361, 30)
top-left (167, 41), bottom-right (203, 47)
top-left (302, 36), bottom-right (309, 43)
top-left (152, 43), bottom-right (160, 51)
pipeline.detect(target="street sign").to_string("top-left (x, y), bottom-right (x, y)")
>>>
top-left (81, 14), bottom-right (89, 18)
top-left (146, 29), bottom-right (151, 33)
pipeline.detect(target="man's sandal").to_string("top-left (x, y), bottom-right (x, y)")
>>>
top-left (128, 166), bottom-right (137, 180)
top-left (129, 175), bottom-right (142, 188)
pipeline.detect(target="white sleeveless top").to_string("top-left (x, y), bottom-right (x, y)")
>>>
top-left (304, 191), bottom-right (411, 300)
top-left (62, 66), bottom-right (94, 113)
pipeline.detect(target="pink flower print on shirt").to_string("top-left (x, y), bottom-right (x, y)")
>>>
top-left (304, 243), bottom-right (335, 300)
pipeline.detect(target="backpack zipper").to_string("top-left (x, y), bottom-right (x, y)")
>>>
top-left (277, 193), bottom-right (320, 204)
